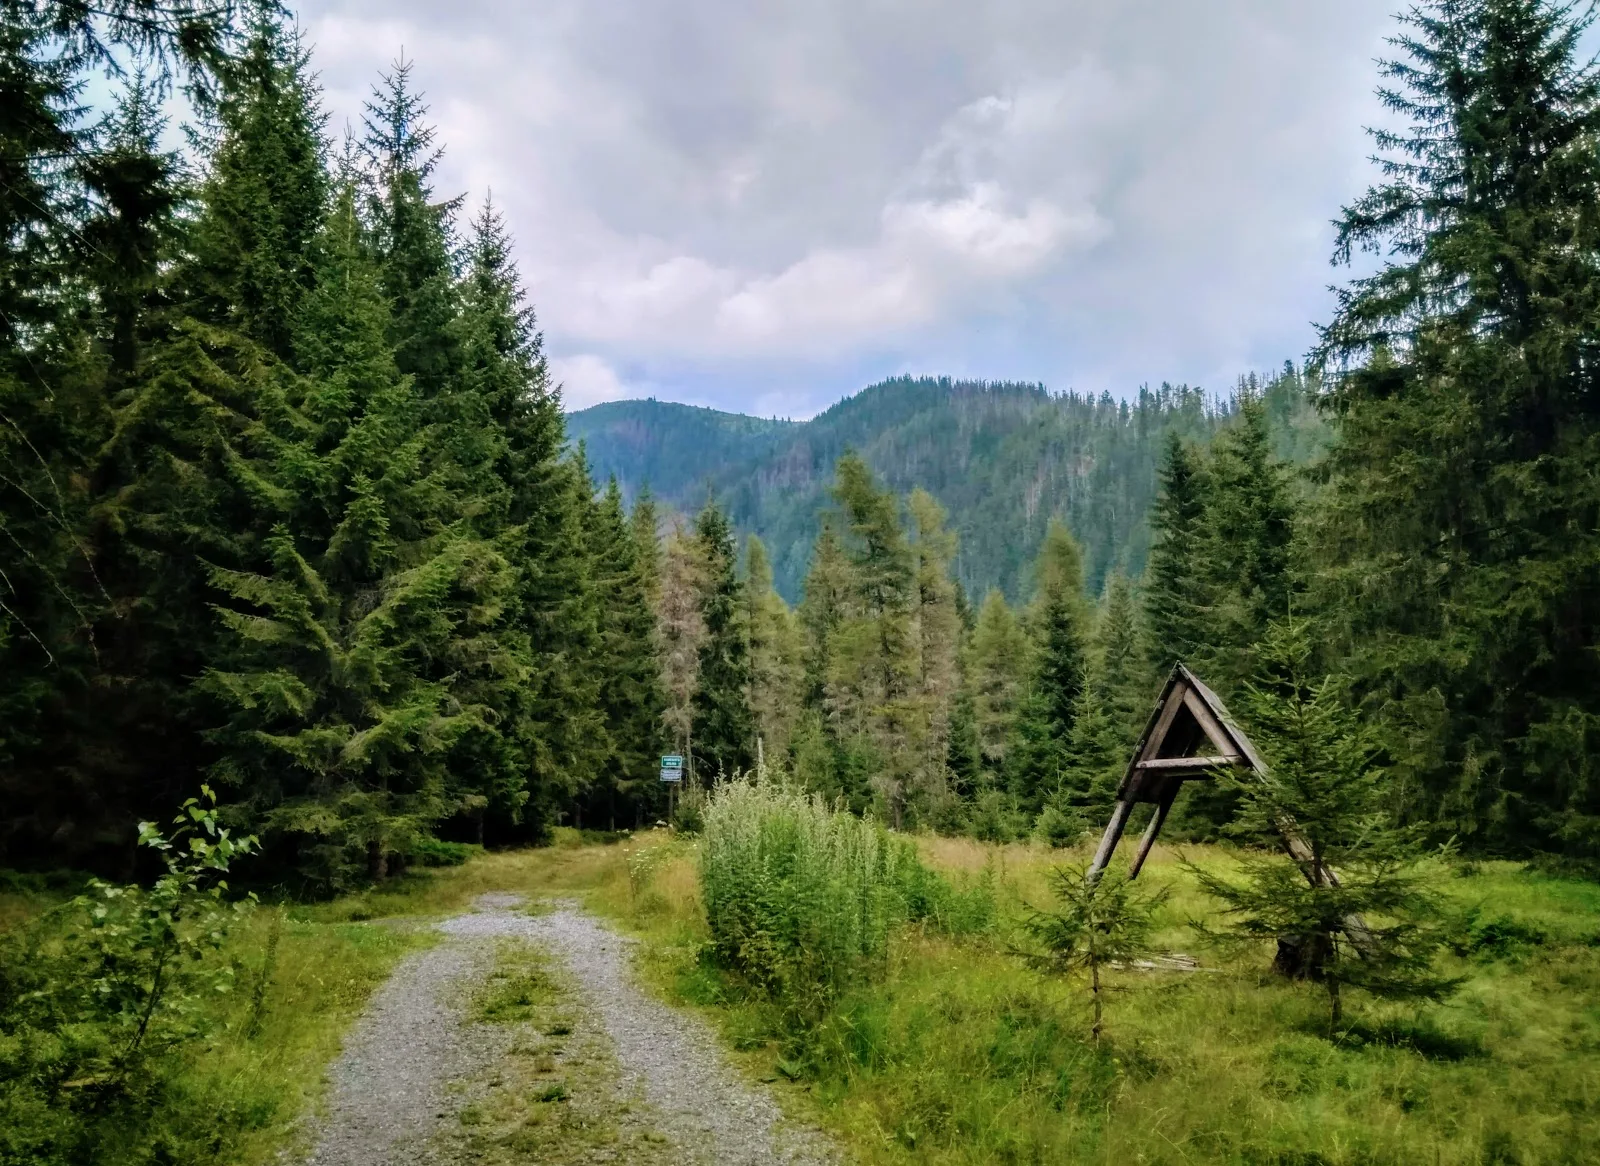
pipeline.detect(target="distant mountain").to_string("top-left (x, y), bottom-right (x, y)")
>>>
top-left (566, 399), bottom-right (799, 502)
top-left (566, 372), bottom-right (1326, 604)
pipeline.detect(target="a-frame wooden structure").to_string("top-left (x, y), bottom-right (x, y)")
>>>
top-left (1088, 664), bottom-right (1264, 879)
top-left (1088, 664), bottom-right (1371, 968)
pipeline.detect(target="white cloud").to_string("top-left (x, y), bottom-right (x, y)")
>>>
top-left (295, 0), bottom-right (1397, 413)
top-left (550, 354), bottom-right (630, 411)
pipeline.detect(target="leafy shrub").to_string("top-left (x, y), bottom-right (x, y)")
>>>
top-left (898, 859), bottom-right (998, 937)
top-left (1447, 910), bottom-right (1549, 959)
top-left (0, 789), bottom-right (256, 1165)
top-left (700, 774), bottom-right (921, 1011)
top-left (407, 838), bottom-right (480, 867)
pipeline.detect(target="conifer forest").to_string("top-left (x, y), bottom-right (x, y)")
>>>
top-left (2, 2), bottom-right (1598, 1165)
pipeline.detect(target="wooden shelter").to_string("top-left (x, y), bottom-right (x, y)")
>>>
top-left (1087, 663), bottom-right (1264, 879)
top-left (1088, 664), bottom-right (1372, 970)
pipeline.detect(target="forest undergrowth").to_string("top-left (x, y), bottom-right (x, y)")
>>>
top-left (592, 818), bottom-right (1599, 1166)
top-left (4, 823), bottom-right (1596, 1165)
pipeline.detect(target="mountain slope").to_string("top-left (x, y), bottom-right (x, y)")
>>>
top-left (566, 399), bottom-right (799, 503)
top-left (567, 373), bottom-right (1325, 603)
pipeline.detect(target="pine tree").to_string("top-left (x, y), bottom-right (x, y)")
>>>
top-left (744, 534), bottom-right (803, 761)
top-left (1188, 618), bottom-right (1459, 1033)
top-left (691, 501), bottom-right (754, 780)
top-left (1143, 433), bottom-right (1213, 678)
top-left (1315, 0), bottom-right (1600, 856)
top-left (185, 12), bottom-right (327, 361)
top-left (1011, 520), bottom-right (1091, 815)
top-left (1204, 395), bottom-right (1297, 693)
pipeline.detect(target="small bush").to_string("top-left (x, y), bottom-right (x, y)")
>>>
top-left (1447, 910), bottom-right (1549, 959)
top-left (0, 788), bottom-right (256, 1165)
top-left (407, 838), bottom-right (480, 867)
top-left (699, 773), bottom-right (920, 1011)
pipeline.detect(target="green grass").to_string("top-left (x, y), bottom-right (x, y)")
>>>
top-left (579, 833), bottom-right (1600, 1166)
top-left (449, 939), bottom-right (676, 1165)
top-left (5, 828), bottom-right (1594, 1165)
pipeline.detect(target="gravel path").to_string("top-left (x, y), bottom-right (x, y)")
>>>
top-left (302, 894), bottom-right (836, 1166)
top-left (301, 926), bottom-right (499, 1165)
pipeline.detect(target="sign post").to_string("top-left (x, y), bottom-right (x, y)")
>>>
top-left (659, 754), bottom-right (684, 823)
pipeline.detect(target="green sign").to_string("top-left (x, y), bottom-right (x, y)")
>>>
top-left (660, 754), bottom-right (684, 783)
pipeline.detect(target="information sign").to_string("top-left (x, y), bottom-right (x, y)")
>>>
top-left (659, 754), bottom-right (684, 783)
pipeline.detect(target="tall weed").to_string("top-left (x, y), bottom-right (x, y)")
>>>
top-left (700, 772), bottom-right (992, 1019)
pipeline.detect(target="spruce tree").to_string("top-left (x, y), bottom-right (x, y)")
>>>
top-left (1097, 569), bottom-right (1147, 742)
top-left (361, 57), bottom-right (462, 406)
top-left (1204, 395), bottom-right (1297, 693)
top-left (199, 184), bottom-right (510, 889)
top-left (586, 478), bottom-right (665, 828)
top-left (1188, 619), bottom-right (1459, 1033)
top-left (631, 489), bottom-right (661, 609)
top-left (1143, 433), bottom-right (1213, 678)
top-left (81, 80), bottom-right (276, 862)
top-left (1011, 520), bottom-right (1091, 815)
top-left (657, 517), bottom-right (706, 777)
top-left (1317, 0), bottom-right (1600, 855)
top-left (744, 534), bottom-right (803, 761)
top-left (691, 500), bottom-right (754, 780)
top-left (185, 12), bottom-right (327, 361)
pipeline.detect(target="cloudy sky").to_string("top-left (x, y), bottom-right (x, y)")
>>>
top-left (293, 0), bottom-right (1398, 416)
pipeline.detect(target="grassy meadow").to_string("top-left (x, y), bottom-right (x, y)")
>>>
top-left (4, 828), bottom-right (1597, 1165)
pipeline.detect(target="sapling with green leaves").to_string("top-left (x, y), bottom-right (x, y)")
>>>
top-left (1026, 863), bottom-right (1167, 1044)
top-left (1186, 617), bottom-right (1459, 1033)
top-left (76, 786), bottom-right (260, 1080)
top-left (0, 787), bottom-right (257, 1162)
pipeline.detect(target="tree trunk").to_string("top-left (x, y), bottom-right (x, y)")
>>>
top-left (1090, 959), bottom-right (1103, 1045)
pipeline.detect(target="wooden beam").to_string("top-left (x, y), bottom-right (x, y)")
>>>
top-left (1087, 797), bottom-right (1135, 878)
top-left (1127, 787), bottom-right (1178, 879)
top-left (1115, 680), bottom-right (1192, 802)
top-left (1182, 687), bottom-right (1241, 760)
top-left (1134, 755), bottom-right (1242, 772)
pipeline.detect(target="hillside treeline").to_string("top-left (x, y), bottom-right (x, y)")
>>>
top-left (660, 403), bottom-right (1293, 846)
top-left (570, 369), bottom-right (1328, 604)
top-left (0, 6), bottom-right (666, 888)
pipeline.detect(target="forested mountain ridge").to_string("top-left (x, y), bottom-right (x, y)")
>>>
top-left (569, 370), bottom-right (1327, 602)
top-left (567, 399), bottom-right (797, 503)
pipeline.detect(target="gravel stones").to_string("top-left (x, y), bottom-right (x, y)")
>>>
top-left (300, 894), bottom-right (837, 1166)
top-left (301, 937), bottom-right (498, 1166)
top-left (504, 903), bottom-right (837, 1166)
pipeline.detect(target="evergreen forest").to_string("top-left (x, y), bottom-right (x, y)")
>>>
top-left (3, 2), bottom-right (1600, 1164)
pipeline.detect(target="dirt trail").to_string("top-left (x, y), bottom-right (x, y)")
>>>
top-left (301, 894), bottom-right (835, 1166)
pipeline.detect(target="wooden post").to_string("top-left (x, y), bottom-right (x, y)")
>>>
top-left (1127, 787), bottom-right (1178, 879)
top-left (1087, 798), bottom-right (1134, 878)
